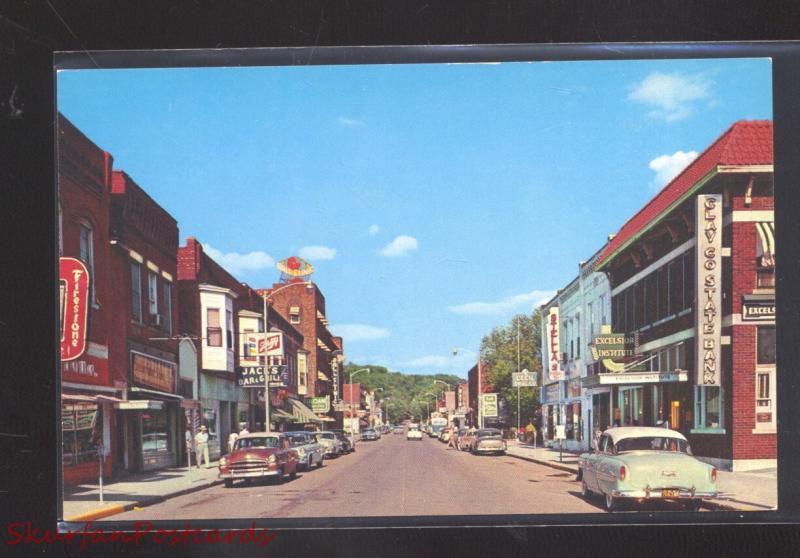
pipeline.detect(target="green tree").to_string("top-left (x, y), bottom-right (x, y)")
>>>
top-left (479, 311), bottom-right (542, 428)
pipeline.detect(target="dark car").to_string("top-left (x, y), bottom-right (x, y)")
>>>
top-left (218, 432), bottom-right (299, 487)
top-left (335, 432), bottom-right (354, 453)
top-left (471, 428), bottom-right (507, 455)
top-left (361, 428), bottom-right (379, 441)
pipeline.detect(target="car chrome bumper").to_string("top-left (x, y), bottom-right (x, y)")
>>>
top-left (474, 446), bottom-right (505, 453)
top-left (611, 488), bottom-right (717, 499)
top-left (219, 468), bottom-right (280, 479)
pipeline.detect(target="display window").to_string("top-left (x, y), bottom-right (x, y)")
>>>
top-left (62, 402), bottom-right (100, 466)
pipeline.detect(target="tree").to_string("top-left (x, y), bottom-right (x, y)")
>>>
top-left (479, 311), bottom-right (542, 428)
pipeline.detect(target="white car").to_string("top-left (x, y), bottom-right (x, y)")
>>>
top-left (407, 426), bottom-right (422, 441)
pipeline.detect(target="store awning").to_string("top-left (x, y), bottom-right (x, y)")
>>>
top-left (271, 409), bottom-right (294, 421)
top-left (288, 398), bottom-right (323, 423)
top-left (116, 400), bottom-right (164, 410)
top-left (129, 386), bottom-right (183, 400)
top-left (317, 415), bottom-right (336, 422)
top-left (755, 221), bottom-right (775, 268)
top-left (582, 370), bottom-right (688, 388)
top-left (62, 393), bottom-right (124, 404)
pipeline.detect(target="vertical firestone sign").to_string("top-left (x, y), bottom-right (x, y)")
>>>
top-left (60, 257), bottom-right (90, 361)
top-left (546, 307), bottom-right (564, 381)
top-left (696, 194), bottom-right (722, 386)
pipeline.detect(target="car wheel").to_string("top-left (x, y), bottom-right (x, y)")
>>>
top-left (290, 465), bottom-right (297, 480)
top-left (604, 492), bottom-right (618, 512)
top-left (317, 457), bottom-right (324, 469)
top-left (224, 479), bottom-right (234, 488)
top-left (307, 457), bottom-right (313, 470)
top-left (684, 499), bottom-right (702, 512)
top-left (581, 479), bottom-right (591, 499)
top-left (497, 451), bottom-right (506, 456)
top-left (274, 467), bottom-right (284, 484)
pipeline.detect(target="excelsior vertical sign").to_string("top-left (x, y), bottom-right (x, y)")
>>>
top-left (60, 257), bottom-right (90, 361)
top-left (546, 307), bottom-right (564, 381)
top-left (696, 194), bottom-right (722, 386)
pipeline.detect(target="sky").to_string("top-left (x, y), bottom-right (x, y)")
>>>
top-left (57, 57), bottom-right (772, 378)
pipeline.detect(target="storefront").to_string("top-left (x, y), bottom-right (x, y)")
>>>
top-left (118, 349), bottom-right (180, 472)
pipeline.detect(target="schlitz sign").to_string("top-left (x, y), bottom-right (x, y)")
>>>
top-left (235, 365), bottom-right (288, 388)
top-left (60, 258), bottom-right (90, 361)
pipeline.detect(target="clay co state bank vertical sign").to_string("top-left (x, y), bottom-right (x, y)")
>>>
top-left (60, 257), bottom-right (90, 361)
top-left (696, 194), bottom-right (722, 386)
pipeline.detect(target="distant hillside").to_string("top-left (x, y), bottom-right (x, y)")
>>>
top-left (342, 362), bottom-right (466, 422)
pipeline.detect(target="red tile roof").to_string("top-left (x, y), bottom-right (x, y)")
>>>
top-left (595, 120), bottom-right (773, 269)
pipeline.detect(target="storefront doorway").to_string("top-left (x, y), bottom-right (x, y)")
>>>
top-left (618, 386), bottom-right (643, 426)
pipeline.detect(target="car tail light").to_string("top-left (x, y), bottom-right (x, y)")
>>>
top-left (619, 465), bottom-right (627, 481)
top-left (711, 467), bottom-right (717, 482)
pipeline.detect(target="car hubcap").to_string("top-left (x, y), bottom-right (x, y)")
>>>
top-left (606, 494), bottom-right (614, 510)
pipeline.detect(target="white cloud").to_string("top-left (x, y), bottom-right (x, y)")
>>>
top-left (406, 348), bottom-right (478, 371)
top-left (648, 150), bottom-right (699, 190)
top-left (298, 245), bottom-right (337, 261)
top-left (448, 289), bottom-right (556, 316)
top-left (368, 224), bottom-right (380, 236)
top-left (379, 235), bottom-right (418, 257)
top-left (330, 324), bottom-right (390, 342)
top-left (628, 72), bottom-right (712, 122)
top-left (202, 243), bottom-right (274, 275)
top-left (338, 116), bottom-right (365, 127)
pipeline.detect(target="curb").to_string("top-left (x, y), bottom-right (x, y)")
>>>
top-left (64, 478), bottom-right (224, 522)
top-left (505, 451), bottom-right (580, 475)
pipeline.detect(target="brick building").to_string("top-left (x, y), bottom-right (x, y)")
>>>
top-left (58, 114), bottom-right (118, 484)
top-left (258, 278), bottom-right (344, 425)
top-left (591, 120), bottom-right (774, 471)
top-left (108, 170), bottom-right (181, 474)
top-left (467, 361), bottom-right (493, 428)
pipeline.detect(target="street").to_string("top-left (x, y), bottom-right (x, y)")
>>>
top-left (111, 433), bottom-right (708, 519)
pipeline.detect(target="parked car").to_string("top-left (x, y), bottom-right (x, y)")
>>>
top-left (578, 427), bottom-right (718, 512)
top-left (315, 431), bottom-right (344, 458)
top-left (360, 428), bottom-right (379, 441)
top-left (406, 425), bottom-right (422, 441)
top-left (439, 427), bottom-right (453, 444)
top-left (218, 432), bottom-right (299, 487)
top-left (393, 425), bottom-right (404, 434)
top-left (470, 428), bottom-right (507, 455)
top-left (329, 430), bottom-right (355, 453)
top-left (285, 431), bottom-right (325, 470)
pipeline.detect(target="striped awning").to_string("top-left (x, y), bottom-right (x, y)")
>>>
top-left (755, 221), bottom-right (775, 268)
top-left (289, 398), bottom-right (323, 423)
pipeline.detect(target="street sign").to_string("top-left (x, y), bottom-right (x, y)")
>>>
top-left (512, 370), bottom-right (537, 387)
top-left (333, 402), bottom-right (347, 412)
top-left (482, 393), bottom-right (498, 418)
top-left (555, 424), bottom-right (566, 440)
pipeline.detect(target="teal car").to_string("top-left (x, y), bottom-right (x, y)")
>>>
top-left (578, 427), bottom-right (717, 512)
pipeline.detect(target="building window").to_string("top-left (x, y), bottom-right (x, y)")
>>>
top-left (206, 308), bottom-right (222, 347)
top-left (226, 310), bottom-right (234, 349)
top-left (131, 262), bottom-right (143, 323)
top-left (599, 294), bottom-right (607, 326)
top-left (79, 220), bottom-right (95, 304)
top-left (148, 271), bottom-right (158, 317)
top-left (298, 352), bottom-right (308, 394)
top-left (693, 386), bottom-right (724, 433)
top-left (757, 326), bottom-right (776, 364)
top-left (162, 281), bottom-right (172, 334)
top-left (755, 369), bottom-right (776, 430)
top-left (289, 306), bottom-right (301, 324)
top-left (61, 403), bottom-right (100, 466)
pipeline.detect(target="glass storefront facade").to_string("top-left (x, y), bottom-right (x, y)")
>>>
top-left (62, 402), bottom-right (100, 466)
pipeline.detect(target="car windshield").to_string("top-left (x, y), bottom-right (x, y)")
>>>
top-left (287, 435), bottom-right (308, 446)
top-left (476, 429), bottom-right (501, 438)
top-left (614, 436), bottom-right (691, 454)
top-left (235, 437), bottom-right (280, 450)
top-left (317, 433), bottom-right (334, 439)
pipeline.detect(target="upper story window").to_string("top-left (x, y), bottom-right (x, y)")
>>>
top-left (79, 220), bottom-right (95, 304)
top-left (755, 222), bottom-right (775, 288)
top-left (289, 305), bottom-right (301, 324)
top-left (206, 308), bottom-right (222, 347)
top-left (131, 262), bottom-right (143, 323)
top-left (226, 310), bottom-right (234, 350)
top-left (162, 281), bottom-right (172, 334)
top-left (757, 326), bottom-right (776, 365)
top-left (148, 271), bottom-right (158, 317)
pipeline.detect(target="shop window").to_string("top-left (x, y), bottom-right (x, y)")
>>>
top-left (693, 386), bottom-right (724, 433)
top-left (131, 262), bottom-right (143, 323)
top-left (757, 326), bottom-right (776, 364)
top-left (206, 308), bottom-right (222, 347)
top-left (162, 281), bottom-right (173, 334)
top-left (142, 410), bottom-right (171, 454)
top-left (755, 370), bottom-right (776, 430)
top-left (62, 402), bottom-right (100, 466)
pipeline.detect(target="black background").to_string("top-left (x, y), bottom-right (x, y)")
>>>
top-left (2, 1), bottom-right (800, 556)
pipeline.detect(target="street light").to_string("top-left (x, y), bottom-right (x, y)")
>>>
top-left (349, 367), bottom-right (369, 448)
top-left (383, 397), bottom-right (391, 425)
top-left (422, 392), bottom-right (437, 425)
top-left (261, 280), bottom-right (314, 432)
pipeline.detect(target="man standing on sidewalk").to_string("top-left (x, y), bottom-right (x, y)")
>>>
top-left (195, 426), bottom-right (210, 468)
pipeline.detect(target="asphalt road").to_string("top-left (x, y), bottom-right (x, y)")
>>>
top-left (112, 432), bottom-right (605, 520)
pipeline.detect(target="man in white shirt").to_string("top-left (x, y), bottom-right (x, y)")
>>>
top-left (194, 426), bottom-right (209, 468)
top-left (239, 422), bottom-right (250, 436)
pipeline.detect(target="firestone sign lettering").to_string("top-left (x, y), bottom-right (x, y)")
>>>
top-left (546, 307), bottom-right (564, 381)
top-left (60, 258), bottom-right (90, 361)
top-left (696, 194), bottom-right (723, 387)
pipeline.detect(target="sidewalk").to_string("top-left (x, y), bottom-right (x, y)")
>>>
top-left (62, 461), bottom-right (223, 522)
top-left (506, 441), bottom-right (777, 512)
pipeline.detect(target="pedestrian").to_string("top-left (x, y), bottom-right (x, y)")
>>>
top-left (228, 430), bottom-right (239, 453)
top-left (525, 422), bottom-right (535, 446)
top-left (185, 428), bottom-right (193, 466)
top-left (447, 427), bottom-right (457, 450)
top-left (239, 422), bottom-right (250, 436)
top-left (194, 426), bottom-right (210, 469)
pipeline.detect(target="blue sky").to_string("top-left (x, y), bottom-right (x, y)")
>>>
top-left (57, 57), bottom-right (772, 377)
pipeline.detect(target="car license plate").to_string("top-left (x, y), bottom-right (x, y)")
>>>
top-left (661, 489), bottom-right (680, 498)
